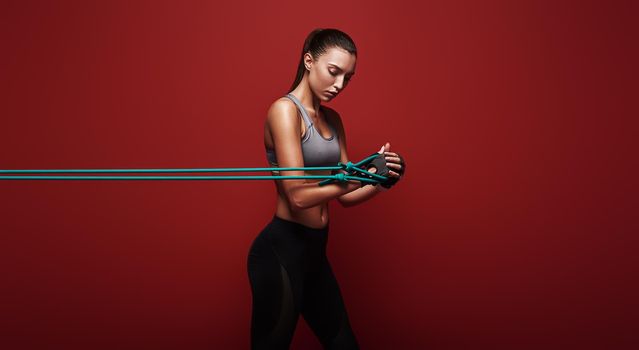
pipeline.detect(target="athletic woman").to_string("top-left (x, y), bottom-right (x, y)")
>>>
top-left (247, 28), bottom-right (406, 349)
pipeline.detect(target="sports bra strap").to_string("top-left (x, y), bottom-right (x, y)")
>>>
top-left (284, 93), bottom-right (313, 128)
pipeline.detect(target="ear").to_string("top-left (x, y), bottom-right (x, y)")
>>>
top-left (303, 52), bottom-right (313, 71)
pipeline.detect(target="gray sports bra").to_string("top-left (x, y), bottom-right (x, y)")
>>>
top-left (266, 93), bottom-right (341, 168)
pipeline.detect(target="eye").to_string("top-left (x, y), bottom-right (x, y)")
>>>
top-left (329, 70), bottom-right (337, 76)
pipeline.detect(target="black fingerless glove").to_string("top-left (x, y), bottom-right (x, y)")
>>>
top-left (364, 152), bottom-right (406, 189)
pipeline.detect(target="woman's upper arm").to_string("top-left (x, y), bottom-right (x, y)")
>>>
top-left (268, 100), bottom-right (306, 207)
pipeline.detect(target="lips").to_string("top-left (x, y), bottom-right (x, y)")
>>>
top-left (327, 91), bottom-right (337, 97)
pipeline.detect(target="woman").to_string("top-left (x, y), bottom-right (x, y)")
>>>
top-left (247, 28), bottom-right (406, 349)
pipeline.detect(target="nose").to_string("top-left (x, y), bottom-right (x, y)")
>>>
top-left (333, 77), bottom-right (345, 91)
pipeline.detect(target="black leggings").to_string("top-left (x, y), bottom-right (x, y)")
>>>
top-left (247, 215), bottom-right (359, 349)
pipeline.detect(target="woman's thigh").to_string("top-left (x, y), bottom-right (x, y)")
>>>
top-left (247, 232), bottom-right (301, 349)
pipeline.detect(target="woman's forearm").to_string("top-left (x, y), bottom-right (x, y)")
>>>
top-left (289, 180), bottom-right (361, 210)
top-left (338, 184), bottom-right (386, 207)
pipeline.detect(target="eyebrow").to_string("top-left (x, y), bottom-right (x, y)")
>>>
top-left (328, 63), bottom-right (355, 76)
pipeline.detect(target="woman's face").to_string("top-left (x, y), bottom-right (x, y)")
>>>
top-left (305, 46), bottom-right (356, 101)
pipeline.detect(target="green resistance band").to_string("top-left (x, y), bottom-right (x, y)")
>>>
top-left (0, 153), bottom-right (388, 187)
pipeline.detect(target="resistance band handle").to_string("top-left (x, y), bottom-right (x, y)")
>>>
top-left (317, 153), bottom-right (390, 187)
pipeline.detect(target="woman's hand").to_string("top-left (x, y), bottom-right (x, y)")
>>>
top-left (366, 142), bottom-right (406, 190)
top-left (380, 142), bottom-right (405, 188)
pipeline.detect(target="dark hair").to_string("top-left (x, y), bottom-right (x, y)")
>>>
top-left (288, 28), bottom-right (357, 93)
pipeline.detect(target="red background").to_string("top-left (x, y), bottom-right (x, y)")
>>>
top-left (1, 0), bottom-right (637, 349)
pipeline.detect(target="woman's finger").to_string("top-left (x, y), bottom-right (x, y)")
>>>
top-left (385, 156), bottom-right (401, 163)
top-left (386, 162), bottom-right (402, 169)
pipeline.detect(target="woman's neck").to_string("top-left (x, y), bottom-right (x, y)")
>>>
top-left (290, 80), bottom-right (322, 117)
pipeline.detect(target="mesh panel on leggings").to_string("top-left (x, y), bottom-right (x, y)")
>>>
top-left (268, 263), bottom-right (297, 344)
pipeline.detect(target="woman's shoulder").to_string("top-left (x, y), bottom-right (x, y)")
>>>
top-left (270, 95), bottom-right (296, 110)
top-left (266, 96), bottom-right (300, 127)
